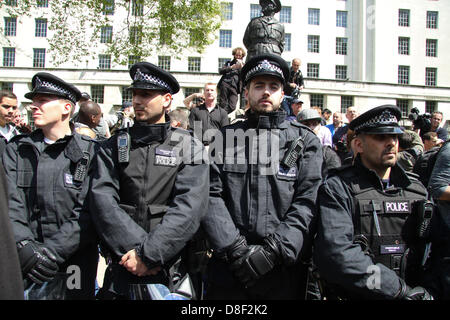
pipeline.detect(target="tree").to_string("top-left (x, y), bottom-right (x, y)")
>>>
top-left (0, 0), bottom-right (223, 66)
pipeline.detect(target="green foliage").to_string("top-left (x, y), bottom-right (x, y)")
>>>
top-left (0, 0), bottom-right (222, 66)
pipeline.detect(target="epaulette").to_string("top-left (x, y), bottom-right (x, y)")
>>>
top-left (8, 133), bottom-right (29, 144)
top-left (289, 121), bottom-right (315, 134)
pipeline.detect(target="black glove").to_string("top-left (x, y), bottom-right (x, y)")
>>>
top-left (230, 236), bottom-right (280, 288)
top-left (18, 241), bottom-right (59, 285)
top-left (396, 278), bottom-right (434, 300)
top-left (215, 235), bottom-right (248, 263)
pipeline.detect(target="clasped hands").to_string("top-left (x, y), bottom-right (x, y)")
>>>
top-left (119, 249), bottom-right (161, 277)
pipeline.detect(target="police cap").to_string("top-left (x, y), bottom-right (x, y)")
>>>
top-left (349, 104), bottom-right (404, 135)
top-left (128, 62), bottom-right (180, 94)
top-left (241, 53), bottom-right (290, 87)
top-left (25, 72), bottom-right (82, 104)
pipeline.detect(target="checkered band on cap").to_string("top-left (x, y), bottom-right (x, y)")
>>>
top-left (134, 68), bottom-right (172, 92)
top-left (34, 76), bottom-right (77, 103)
top-left (354, 110), bottom-right (399, 132)
top-left (245, 59), bottom-right (284, 83)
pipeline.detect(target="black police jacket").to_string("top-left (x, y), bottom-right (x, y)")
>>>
top-left (89, 121), bottom-right (209, 269)
top-left (2, 130), bottom-right (99, 297)
top-left (202, 110), bottom-right (323, 265)
top-left (314, 156), bottom-right (429, 299)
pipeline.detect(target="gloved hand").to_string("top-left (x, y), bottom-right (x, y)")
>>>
top-left (18, 241), bottom-right (59, 285)
top-left (215, 235), bottom-right (248, 263)
top-left (396, 278), bottom-right (434, 300)
top-left (230, 236), bottom-right (280, 288)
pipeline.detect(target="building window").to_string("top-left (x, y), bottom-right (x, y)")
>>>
top-left (121, 86), bottom-right (132, 103)
top-left (2, 47), bottom-right (15, 67)
top-left (426, 39), bottom-right (437, 57)
top-left (158, 56), bottom-right (171, 71)
top-left (425, 68), bottom-right (437, 86)
top-left (335, 65), bottom-right (347, 80)
top-left (184, 87), bottom-right (202, 99)
top-left (398, 9), bottom-right (410, 27)
top-left (102, 0), bottom-right (115, 15)
top-left (91, 85), bottom-right (104, 104)
top-left (308, 35), bottom-right (320, 53)
top-left (425, 101), bottom-right (436, 115)
top-left (398, 37), bottom-right (410, 55)
top-left (250, 4), bottom-right (262, 19)
top-left (100, 26), bottom-right (113, 43)
top-left (308, 8), bottom-right (320, 25)
top-left (396, 99), bottom-right (409, 118)
top-left (35, 18), bottom-right (47, 37)
top-left (218, 58), bottom-right (229, 69)
top-left (221, 2), bottom-right (233, 20)
top-left (284, 33), bottom-right (291, 51)
top-left (310, 94), bottom-right (324, 109)
top-left (128, 55), bottom-right (140, 69)
top-left (336, 37), bottom-right (348, 55)
top-left (219, 30), bottom-right (232, 48)
top-left (99, 54), bottom-right (111, 69)
top-left (280, 7), bottom-right (292, 23)
top-left (4, 17), bottom-right (17, 37)
top-left (336, 11), bottom-right (347, 27)
top-left (5, 0), bottom-right (18, 6)
top-left (426, 11), bottom-right (438, 29)
top-left (307, 63), bottom-right (320, 78)
top-left (341, 96), bottom-right (354, 113)
top-left (188, 57), bottom-right (201, 72)
top-left (37, 0), bottom-right (48, 7)
top-left (1, 82), bottom-right (14, 91)
top-left (132, 0), bottom-right (144, 16)
top-left (33, 48), bottom-right (45, 68)
top-left (398, 65), bottom-right (410, 84)
top-left (130, 26), bottom-right (142, 45)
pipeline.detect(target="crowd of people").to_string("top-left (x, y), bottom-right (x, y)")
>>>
top-left (0, 49), bottom-right (449, 302)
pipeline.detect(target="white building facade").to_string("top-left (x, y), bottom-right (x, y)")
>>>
top-left (1, 0), bottom-right (449, 128)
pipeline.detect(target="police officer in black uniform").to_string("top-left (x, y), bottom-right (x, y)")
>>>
top-left (314, 105), bottom-right (434, 300)
top-left (89, 62), bottom-right (209, 299)
top-left (2, 73), bottom-right (99, 299)
top-left (202, 54), bottom-right (323, 299)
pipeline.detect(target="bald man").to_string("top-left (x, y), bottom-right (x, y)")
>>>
top-left (74, 101), bottom-right (102, 139)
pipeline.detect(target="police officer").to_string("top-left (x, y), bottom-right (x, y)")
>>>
top-left (314, 105), bottom-right (434, 300)
top-left (202, 54), bottom-right (323, 299)
top-left (89, 62), bottom-right (209, 299)
top-left (2, 73), bottom-right (99, 299)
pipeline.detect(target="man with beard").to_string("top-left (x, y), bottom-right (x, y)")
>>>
top-left (202, 54), bottom-right (323, 299)
top-left (314, 105), bottom-right (434, 300)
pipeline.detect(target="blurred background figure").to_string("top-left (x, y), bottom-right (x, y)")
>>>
top-left (168, 109), bottom-right (189, 130)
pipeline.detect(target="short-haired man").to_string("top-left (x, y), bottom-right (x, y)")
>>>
top-left (0, 90), bottom-right (20, 153)
top-left (429, 111), bottom-right (448, 142)
top-left (89, 62), bottom-right (209, 299)
top-left (202, 54), bottom-right (323, 299)
top-left (315, 105), bottom-right (434, 300)
top-left (74, 100), bottom-right (102, 139)
top-left (333, 106), bottom-right (359, 162)
top-left (188, 83), bottom-right (229, 146)
top-left (2, 73), bottom-right (99, 299)
top-left (326, 111), bottom-right (343, 137)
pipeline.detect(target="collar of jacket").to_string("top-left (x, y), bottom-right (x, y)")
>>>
top-left (353, 154), bottom-right (412, 191)
top-left (20, 129), bottom-right (86, 163)
top-left (130, 121), bottom-right (170, 145)
top-left (245, 109), bottom-right (288, 129)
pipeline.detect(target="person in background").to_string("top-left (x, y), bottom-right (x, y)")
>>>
top-left (168, 108), bottom-right (189, 130)
top-left (397, 129), bottom-right (424, 172)
top-left (297, 109), bottom-right (332, 147)
top-left (217, 47), bottom-right (246, 114)
top-left (0, 91), bottom-right (20, 153)
top-left (74, 100), bottom-right (103, 139)
top-left (285, 98), bottom-right (303, 122)
top-left (326, 111), bottom-right (343, 137)
top-left (423, 132), bottom-right (444, 152)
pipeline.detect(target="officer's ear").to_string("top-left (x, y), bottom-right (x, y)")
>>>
top-left (61, 100), bottom-right (73, 117)
top-left (162, 93), bottom-right (173, 111)
top-left (353, 134), bottom-right (365, 154)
